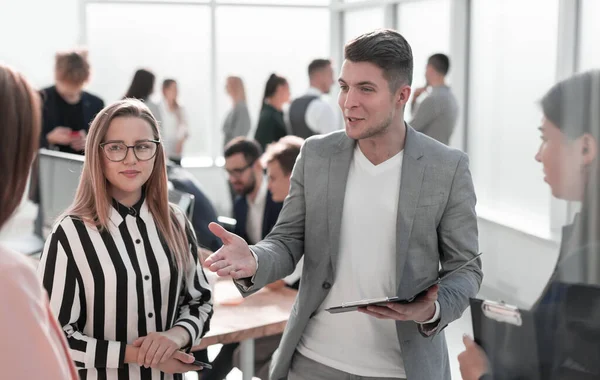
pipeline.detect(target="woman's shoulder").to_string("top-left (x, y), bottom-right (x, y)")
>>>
top-left (50, 214), bottom-right (96, 237)
top-left (0, 245), bottom-right (44, 302)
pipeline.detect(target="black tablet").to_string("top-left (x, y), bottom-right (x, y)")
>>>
top-left (325, 252), bottom-right (482, 314)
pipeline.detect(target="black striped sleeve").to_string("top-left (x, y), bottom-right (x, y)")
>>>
top-left (172, 209), bottom-right (213, 348)
top-left (38, 220), bottom-right (126, 370)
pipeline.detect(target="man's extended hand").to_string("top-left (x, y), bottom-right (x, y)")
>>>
top-left (358, 285), bottom-right (439, 322)
top-left (204, 222), bottom-right (257, 280)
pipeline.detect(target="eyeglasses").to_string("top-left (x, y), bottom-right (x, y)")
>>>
top-left (100, 140), bottom-right (160, 162)
top-left (225, 161), bottom-right (255, 178)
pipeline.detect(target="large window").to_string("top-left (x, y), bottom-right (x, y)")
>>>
top-left (468, 0), bottom-right (559, 229)
top-left (86, 3), bottom-right (212, 155)
top-left (86, 1), bottom-right (328, 158)
top-left (396, 0), bottom-right (450, 115)
top-left (215, 6), bottom-right (329, 153)
top-left (578, 0), bottom-right (600, 72)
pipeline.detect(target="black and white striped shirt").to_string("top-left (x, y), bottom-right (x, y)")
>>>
top-left (37, 197), bottom-right (213, 380)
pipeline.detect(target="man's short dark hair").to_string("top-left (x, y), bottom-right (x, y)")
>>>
top-left (344, 29), bottom-right (413, 91)
top-left (428, 54), bottom-right (450, 76)
top-left (224, 137), bottom-right (263, 165)
top-left (263, 136), bottom-right (304, 175)
top-left (308, 59), bottom-right (331, 78)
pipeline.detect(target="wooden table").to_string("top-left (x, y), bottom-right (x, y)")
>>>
top-left (192, 278), bottom-right (297, 380)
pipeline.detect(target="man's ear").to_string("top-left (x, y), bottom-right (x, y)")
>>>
top-left (581, 133), bottom-right (597, 166)
top-left (397, 85), bottom-right (412, 107)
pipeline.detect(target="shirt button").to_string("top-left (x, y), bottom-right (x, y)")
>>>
top-left (322, 282), bottom-right (331, 290)
top-left (148, 313), bottom-right (153, 318)
top-left (135, 239), bottom-right (141, 244)
top-left (144, 275), bottom-right (150, 281)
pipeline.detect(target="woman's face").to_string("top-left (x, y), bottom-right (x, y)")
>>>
top-left (101, 116), bottom-right (158, 201)
top-left (163, 82), bottom-right (178, 102)
top-left (535, 117), bottom-right (596, 201)
top-left (275, 83), bottom-right (291, 104)
top-left (226, 78), bottom-right (237, 98)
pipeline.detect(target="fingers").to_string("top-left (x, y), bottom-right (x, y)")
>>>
top-left (463, 334), bottom-right (476, 348)
top-left (359, 307), bottom-right (395, 320)
top-left (230, 268), bottom-right (252, 280)
top-left (143, 340), bottom-right (160, 367)
top-left (133, 337), bottom-right (145, 347)
top-left (162, 345), bottom-right (178, 364)
top-left (208, 222), bottom-right (232, 244)
top-left (154, 344), bottom-right (175, 366)
top-left (137, 337), bottom-right (156, 366)
top-left (173, 351), bottom-right (195, 364)
top-left (365, 305), bottom-right (407, 320)
top-left (204, 251), bottom-right (221, 268)
top-left (425, 285), bottom-right (439, 302)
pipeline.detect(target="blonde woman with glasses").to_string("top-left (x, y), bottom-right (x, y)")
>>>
top-left (38, 99), bottom-right (213, 380)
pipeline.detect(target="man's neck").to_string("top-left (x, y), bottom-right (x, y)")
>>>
top-left (357, 121), bottom-right (406, 166)
top-left (248, 173), bottom-right (263, 203)
top-left (309, 82), bottom-right (324, 94)
top-left (428, 77), bottom-right (446, 88)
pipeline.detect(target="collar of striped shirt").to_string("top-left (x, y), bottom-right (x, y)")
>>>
top-left (110, 192), bottom-right (149, 226)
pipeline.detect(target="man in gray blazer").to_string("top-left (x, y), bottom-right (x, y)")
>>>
top-left (206, 29), bottom-right (482, 380)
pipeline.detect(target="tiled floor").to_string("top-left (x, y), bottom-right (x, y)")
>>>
top-left (4, 202), bottom-right (473, 380)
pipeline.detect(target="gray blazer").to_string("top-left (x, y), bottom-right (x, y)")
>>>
top-left (239, 125), bottom-right (482, 380)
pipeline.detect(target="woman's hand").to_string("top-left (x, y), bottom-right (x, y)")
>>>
top-left (133, 327), bottom-right (189, 367)
top-left (156, 351), bottom-right (202, 374)
top-left (458, 335), bottom-right (490, 380)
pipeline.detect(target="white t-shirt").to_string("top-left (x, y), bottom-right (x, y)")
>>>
top-left (298, 144), bottom-right (406, 378)
top-left (246, 178), bottom-right (268, 245)
top-left (304, 87), bottom-right (340, 134)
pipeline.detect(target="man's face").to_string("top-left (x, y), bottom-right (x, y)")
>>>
top-left (266, 160), bottom-right (291, 202)
top-left (321, 64), bottom-right (335, 94)
top-left (338, 60), bottom-right (409, 141)
top-left (56, 80), bottom-right (84, 104)
top-left (225, 153), bottom-right (258, 195)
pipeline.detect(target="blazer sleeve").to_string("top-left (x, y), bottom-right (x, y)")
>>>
top-left (425, 154), bottom-right (483, 337)
top-left (235, 140), bottom-right (307, 295)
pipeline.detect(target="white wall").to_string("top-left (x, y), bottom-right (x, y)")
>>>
top-left (0, 0), bottom-right (80, 88)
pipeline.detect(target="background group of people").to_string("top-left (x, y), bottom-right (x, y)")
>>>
top-left (0, 26), bottom-right (599, 380)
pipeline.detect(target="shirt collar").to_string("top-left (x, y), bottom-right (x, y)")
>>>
top-left (109, 189), bottom-right (149, 226)
top-left (247, 177), bottom-right (268, 207)
top-left (307, 87), bottom-right (323, 96)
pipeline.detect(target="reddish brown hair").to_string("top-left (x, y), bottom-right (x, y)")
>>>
top-left (55, 49), bottom-right (91, 85)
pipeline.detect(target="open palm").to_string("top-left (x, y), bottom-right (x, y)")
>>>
top-left (204, 222), bottom-right (257, 280)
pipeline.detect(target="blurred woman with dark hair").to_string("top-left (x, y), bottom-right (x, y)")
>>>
top-left (124, 68), bottom-right (161, 121)
top-left (254, 73), bottom-right (290, 150)
top-left (459, 70), bottom-right (600, 380)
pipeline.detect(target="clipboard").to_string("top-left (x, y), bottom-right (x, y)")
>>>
top-left (470, 298), bottom-right (541, 380)
top-left (325, 252), bottom-right (483, 314)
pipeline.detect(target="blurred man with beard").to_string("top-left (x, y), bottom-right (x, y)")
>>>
top-left (199, 137), bottom-right (283, 380)
top-left (224, 137), bottom-right (283, 245)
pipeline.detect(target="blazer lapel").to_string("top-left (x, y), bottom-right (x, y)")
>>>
top-left (396, 125), bottom-right (425, 296)
top-left (327, 135), bottom-right (355, 274)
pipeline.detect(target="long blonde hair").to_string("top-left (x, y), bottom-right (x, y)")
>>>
top-left (65, 99), bottom-right (190, 269)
